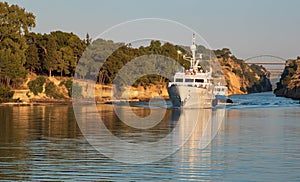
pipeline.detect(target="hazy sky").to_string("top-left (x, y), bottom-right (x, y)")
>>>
top-left (6, 0), bottom-right (300, 59)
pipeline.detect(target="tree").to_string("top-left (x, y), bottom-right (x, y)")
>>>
top-left (44, 37), bottom-right (58, 77)
top-left (58, 46), bottom-right (75, 77)
top-left (149, 40), bottom-right (161, 54)
top-left (222, 48), bottom-right (231, 58)
top-left (25, 44), bottom-right (40, 72)
top-left (0, 2), bottom-right (35, 87)
top-left (50, 31), bottom-right (73, 49)
top-left (86, 33), bottom-right (92, 46)
top-left (68, 35), bottom-right (86, 75)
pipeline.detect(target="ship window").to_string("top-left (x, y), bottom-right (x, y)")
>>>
top-left (185, 79), bottom-right (194, 82)
top-left (195, 79), bottom-right (204, 83)
top-left (175, 78), bottom-right (183, 82)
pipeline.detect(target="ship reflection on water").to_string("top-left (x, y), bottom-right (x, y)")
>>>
top-left (0, 104), bottom-right (225, 165)
top-left (77, 103), bottom-right (226, 164)
top-left (169, 106), bottom-right (225, 157)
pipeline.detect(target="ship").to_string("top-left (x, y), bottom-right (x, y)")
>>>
top-left (167, 34), bottom-right (228, 108)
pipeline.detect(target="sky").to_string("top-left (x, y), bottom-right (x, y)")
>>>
top-left (6, 0), bottom-right (300, 60)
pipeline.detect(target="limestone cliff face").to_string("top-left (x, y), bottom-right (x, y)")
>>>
top-left (94, 84), bottom-right (169, 102)
top-left (216, 53), bottom-right (272, 95)
top-left (274, 58), bottom-right (300, 100)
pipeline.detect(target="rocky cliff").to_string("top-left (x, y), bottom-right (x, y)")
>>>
top-left (274, 58), bottom-right (300, 100)
top-left (215, 49), bottom-right (272, 95)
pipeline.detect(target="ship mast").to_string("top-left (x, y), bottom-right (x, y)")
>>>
top-left (183, 33), bottom-right (203, 73)
top-left (190, 33), bottom-right (197, 68)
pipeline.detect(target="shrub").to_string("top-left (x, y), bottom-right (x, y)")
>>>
top-left (0, 85), bottom-right (14, 102)
top-left (65, 80), bottom-right (73, 97)
top-left (225, 63), bottom-right (231, 67)
top-left (240, 87), bottom-right (246, 93)
top-left (282, 75), bottom-right (292, 85)
top-left (28, 76), bottom-right (46, 95)
top-left (45, 82), bottom-right (64, 99)
top-left (59, 81), bottom-right (65, 87)
top-left (56, 79), bottom-right (82, 98)
top-left (244, 72), bottom-right (257, 83)
top-left (232, 68), bottom-right (242, 77)
top-left (60, 80), bottom-right (73, 97)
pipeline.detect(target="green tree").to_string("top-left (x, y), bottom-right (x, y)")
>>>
top-left (25, 44), bottom-right (40, 72)
top-left (67, 35), bottom-right (86, 75)
top-left (50, 31), bottom-right (73, 48)
top-left (86, 33), bottom-right (92, 46)
top-left (0, 2), bottom-right (35, 87)
top-left (149, 40), bottom-right (162, 54)
top-left (58, 46), bottom-right (75, 77)
top-left (44, 37), bottom-right (58, 77)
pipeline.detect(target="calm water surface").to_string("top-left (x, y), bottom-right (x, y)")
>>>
top-left (0, 92), bottom-right (300, 181)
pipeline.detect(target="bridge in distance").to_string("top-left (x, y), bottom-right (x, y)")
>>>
top-left (245, 55), bottom-right (286, 89)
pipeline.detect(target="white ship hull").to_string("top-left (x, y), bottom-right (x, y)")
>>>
top-left (167, 34), bottom-right (227, 109)
top-left (168, 85), bottom-right (215, 108)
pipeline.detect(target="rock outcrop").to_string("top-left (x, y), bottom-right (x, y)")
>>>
top-left (274, 58), bottom-right (300, 100)
top-left (215, 49), bottom-right (272, 95)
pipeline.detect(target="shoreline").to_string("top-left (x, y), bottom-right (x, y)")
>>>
top-left (0, 97), bottom-right (167, 106)
top-left (0, 95), bottom-right (234, 106)
top-left (4, 93), bottom-right (298, 106)
top-left (5, 91), bottom-right (290, 106)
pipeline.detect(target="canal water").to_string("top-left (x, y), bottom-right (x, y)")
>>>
top-left (0, 92), bottom-right (299, 181)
